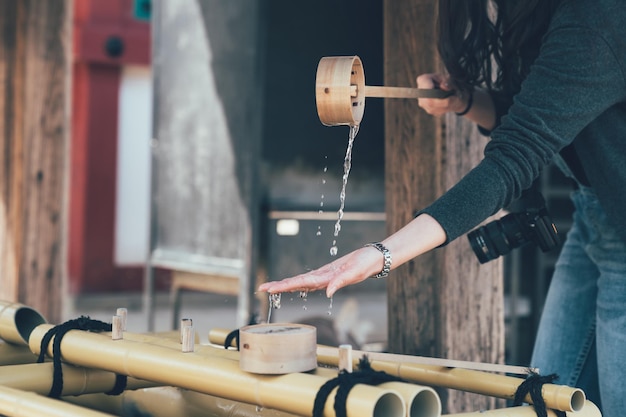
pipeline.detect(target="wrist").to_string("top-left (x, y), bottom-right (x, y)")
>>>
top-left (455, 90), bottom-right (474, 116)
top-left (364, 242), bottom-right (392, 279)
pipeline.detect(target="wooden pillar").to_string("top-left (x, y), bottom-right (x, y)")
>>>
top-left (383, 0), bottom-right (504, 412)
top-left (0, 0), bottom-right (70, 323)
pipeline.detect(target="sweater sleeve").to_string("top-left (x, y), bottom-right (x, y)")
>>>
top-left (420, 21), bottom-right (626, 244)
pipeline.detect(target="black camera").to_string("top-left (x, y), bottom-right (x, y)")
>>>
top-left (467, 191), bottom-right (560, 263)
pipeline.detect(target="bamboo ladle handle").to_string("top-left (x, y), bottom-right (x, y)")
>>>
top-left (361, 85), bottom-right (454, 99)
top-left (316, 55), bottom-right (454, 126)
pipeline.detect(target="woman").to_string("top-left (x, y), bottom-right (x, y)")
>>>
top-left (259, 0), bottom-right (626, 414)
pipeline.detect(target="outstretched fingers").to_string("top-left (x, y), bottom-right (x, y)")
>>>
top-left (258, 270), bottom-right (331, 294)
top-left (257, 249), bottom-right (374, 298)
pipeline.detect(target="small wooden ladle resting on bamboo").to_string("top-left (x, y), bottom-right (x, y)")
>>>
top-left (315, 55), bottom-right (454, 126)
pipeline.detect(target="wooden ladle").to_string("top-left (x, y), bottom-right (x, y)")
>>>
top-left (315, 55), bottom-right (453, 126)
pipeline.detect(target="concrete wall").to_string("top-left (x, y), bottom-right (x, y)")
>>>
top-left (151, 0), bottom-right (263, 261)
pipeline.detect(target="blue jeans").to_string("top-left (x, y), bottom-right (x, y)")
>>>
top-left (531, 187), bottom-right (626, 417)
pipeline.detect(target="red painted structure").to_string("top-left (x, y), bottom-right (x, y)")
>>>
top-left (68, 0), bottom-right (164, 293)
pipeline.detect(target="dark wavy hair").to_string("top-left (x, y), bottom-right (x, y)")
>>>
top-left (438, 0), bottom-right (562, 96)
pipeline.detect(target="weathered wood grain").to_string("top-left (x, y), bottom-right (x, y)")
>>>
top-left (383, 0), bottom-right (504, 412)
top-left (0, 0), bottom-right (69, 323)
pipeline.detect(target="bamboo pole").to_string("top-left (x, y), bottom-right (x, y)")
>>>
top-left (64, 387), bottom-right (302, 417)
top-left (0, 385), bottom-right (115, 417)
top-left (131, 329), bottom-right (198, 344)
top-left (316, 346), bottom-right (585, 413)
top-left (383, 381), bottom-right (442, 417)
top-left (60, 343), bottom-right (592, 417)
top-left (29, 324), bottom-right (405, 417)
top-left (314, 366), bottom-right (441, 417)
top-left (0, 343), bottom-right (38, 365)
top-left (0, 301), bottom-right (46, 345)
top-left (209, 327), bottom-right (239, 347)
top-left (0, 363), bottom-right (156, 396)
top-left (363, 86), bottom-right (452, 99)
top-left (208, 329), bottom-right (584, 413)
top-left (321, 346), bottom-right (533, 375)
top-left (444, 400), bottom-right (600, 417)
top-left (123, 331), bottom-right (236, 361)
top-left (124, 333), bottom-right (441, 417)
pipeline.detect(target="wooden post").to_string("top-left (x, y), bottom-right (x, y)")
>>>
top-left (0, 0), bottom-right (70, 324)
top-left (383, 0), bottom-right (504, 412)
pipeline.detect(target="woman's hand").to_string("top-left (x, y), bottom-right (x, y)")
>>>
top-left (417, 73), bottom-right (496, 130)
top-left (416, 73), bottom-right (469, 115)
top-left (257, 245), bottom-right (384, 298)
top-left (258, 214), bottom-right (448, 299)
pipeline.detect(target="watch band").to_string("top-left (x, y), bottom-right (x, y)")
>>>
top-left (364, 242), bottom-right (392, 279)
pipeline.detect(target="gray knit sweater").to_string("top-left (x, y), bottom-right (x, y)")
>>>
top-left (422, 0), bottom-right (626, 244)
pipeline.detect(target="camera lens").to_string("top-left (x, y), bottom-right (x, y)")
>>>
top-left (467, 213), bottom-right (531, 263)
top-left (468, 228), bottom-right (497, 263)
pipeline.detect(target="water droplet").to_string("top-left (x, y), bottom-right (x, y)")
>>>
top-left (256, 406), bottom-right (264, 412)
top-left (270, 293), bottom-right (282, 309)
top-left (330, 246), bottom-right (338, 256)
top-left (267, 293), bottom-right (282, 322)
top-left (316, 230), bottom-right (322, 236)
top-left (300, 291), bottom-right (308, 299)
top-left (334, 220), bottom-right (342, 236)
top-left (323, 166), bottom-right (328, 173)
top-left (322, 179), bottom-right (326, 184)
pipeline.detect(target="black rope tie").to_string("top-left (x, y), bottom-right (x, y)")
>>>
top-left (513, 371), bottom-right (567, 417)
top-left (106, 373), bottom-right (128, 396)
top-left (223, 314), bottom-right (260, 351)
top-left (223, 329), bottom-right (240, 350)
top-left (313, 356), bottom-right (405, 417)
top-left (36, 315), bottom-right (128, 398)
